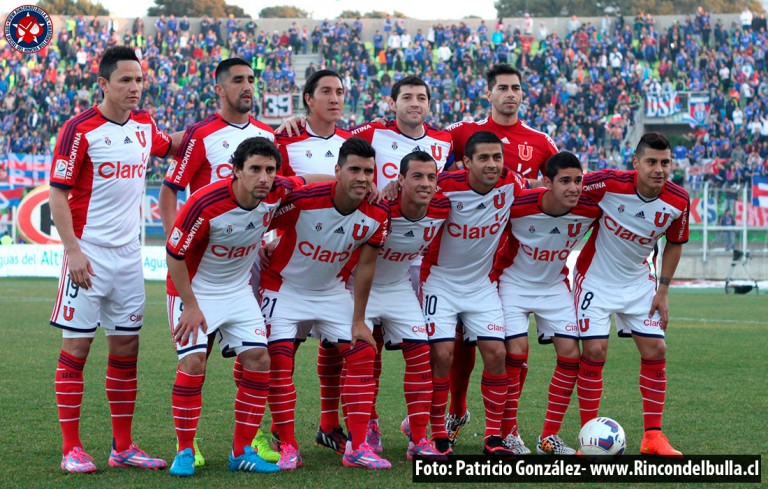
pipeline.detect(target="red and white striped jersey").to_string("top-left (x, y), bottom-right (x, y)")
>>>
top-left (493, 188), bottom-right (601, 289)
top-left (575, 170), bottom-right (690, 284)
top-left (50, 106), bottom-right (171, 247)
top-left (164, 113), bottom-right (274, 193)
top-left (165, 175), bottom-right (304, 297)
top-left (447, 116), bottom-right (557, 179)
top-left (276, 122), bottom-right (352, 177)
top-left (421, 169), bottom-right (526, 289)
top-left (261, 182), bottom-right (390, 291)
top-left (372, 195), bottom-right (451, 287)
top-left (351, 120), bottom-right (453, 189)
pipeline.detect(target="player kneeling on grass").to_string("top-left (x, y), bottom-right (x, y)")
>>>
top-left (491, 151), bottom-right (600, 454)
top-left (165, 137), bottom-right (306, 476)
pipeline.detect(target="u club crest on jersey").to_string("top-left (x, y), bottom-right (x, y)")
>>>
top-left (517, 143), bottom-right (533, 161)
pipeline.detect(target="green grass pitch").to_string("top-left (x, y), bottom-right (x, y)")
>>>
top-left (0, 278), bottom-right (765, 488)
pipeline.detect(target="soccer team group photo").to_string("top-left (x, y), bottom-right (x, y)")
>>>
top-left (1, 1), bottom-right (766, 485)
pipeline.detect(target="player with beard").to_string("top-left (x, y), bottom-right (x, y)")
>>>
top-left (444, 64), bottom-right (558, 453)
top-left (159, 57), bottom-right (278, 466)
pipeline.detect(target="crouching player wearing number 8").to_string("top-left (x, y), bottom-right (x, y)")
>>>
top-left (165, 137), bottom-right (306, 476)
top-left (491, 151), bottom-right (600, 455)
top-left (574, 132), bottom-right (689, 457)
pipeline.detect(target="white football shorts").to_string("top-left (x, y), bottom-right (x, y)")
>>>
top-left (573, 273), bottom-right (665, 340)
top-left (51, 239), bottom-right (144, 338)
top-left (366, 279), bottom-right (429, 346)
top-left (420, 281), bottom-right (505, 343)
top-left (167, 290), bottom-right (267, 359)
top-left (260, 284), bottom-right (353, 344)
top-left (499, 280), bottom-right (579, 343)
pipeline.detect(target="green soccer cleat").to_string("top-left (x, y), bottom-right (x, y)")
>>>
top-left (251, 429), bottom-right (280, 463)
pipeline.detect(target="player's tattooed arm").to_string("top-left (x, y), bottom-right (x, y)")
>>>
top-left (649, 242), bottom-right (683, 330)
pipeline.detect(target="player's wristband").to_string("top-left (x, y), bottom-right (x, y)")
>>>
top-left (658, 276), bottom-right (671, 286)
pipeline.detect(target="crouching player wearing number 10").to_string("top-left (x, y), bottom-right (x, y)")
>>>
top-left (575, 132), bottom-right (689, 457)
top-left (165, 137), bottom-right (307, 476)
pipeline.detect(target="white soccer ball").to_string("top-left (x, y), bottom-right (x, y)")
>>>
top-left (578, 417), bottom-right (626, 459)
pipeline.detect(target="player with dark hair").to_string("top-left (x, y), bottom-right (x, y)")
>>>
top-left (159, 57), bottom-right (278, 466)
top-left (271, 69), bottom-right (356, 456)
top-left (445, 64), bottom-right (558, 453)
top-left (575, 132), bottom-right (689, 457)
top-left (50, 45), bottom-right (173, 473)
top-left (419, 131), bottom-right (525, 457)
top-left (491, 151), bottom-right (600, 454)
top-left (259, 137), bottom-right (391, 470)
top-left (361, 151), bottom-right (450, 459)
top-left (165, 137), bottom-right (303, 476)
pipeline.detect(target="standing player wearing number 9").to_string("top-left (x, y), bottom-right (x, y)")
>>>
top-left (574, 132), bottom-right (690, 457)
top-left (49, 46), bottom-right (173, 473)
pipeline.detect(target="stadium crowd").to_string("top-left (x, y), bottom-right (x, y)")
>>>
top-left (1, 9), bottom-right (768, 184)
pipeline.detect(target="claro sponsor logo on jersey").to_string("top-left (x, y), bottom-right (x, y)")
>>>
top-left (299, 242), bottom-right (354, 263)
top-left (446, 220), bottom-right (503, 239)
top-left (603, 215), bottom-right (656, 245)
top-left (215, 163), bottom-right (233, 179)
top-left (520, 244), bottom-right (574, 262)
top-left (211, 243), bottom-right (259, 258)
top-left (379, 244), bottom-right (428, 262)
top-left (97, 161), bottom-right (145, 179)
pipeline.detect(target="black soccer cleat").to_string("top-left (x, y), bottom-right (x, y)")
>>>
top-left (483, 435), bottom-right (516, 457)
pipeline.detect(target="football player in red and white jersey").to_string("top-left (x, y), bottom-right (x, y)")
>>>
top-left (352, 76), bottom-right (453, 189)
top-left (259, 138), bottom-right (391, 470)
top-left (165, 138), bottom-right (302, 476)
top-left (574, 132), bottom-right (689, 457)
top-left (348, 75), bottom-right (451, 452)
top-left (447, 64), bottom-right (557, 180)
top-left (446, 65), bottom-right (558, 448)
top-left (274, 69), bottom-right (354, 454)
top-left (49, 46), bottom-right (172, 473)
top-left (159, 57), bottom-right (279, 466)
top-left (491, 152), bottom-right (600, 455)
top-left (276, 69), bottom-right (352, 177)
top-left (159, 57), bottom-right (275, 235)
top-left (420, 131), bottom-right (525, 457)
top-left (362, 151), bottom-right (450, 459)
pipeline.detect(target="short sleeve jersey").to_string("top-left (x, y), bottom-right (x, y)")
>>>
top-left (165, 175), bottom-right (304, 298)
top-left (421, 169), bottom-right (526, 290)
top-left (261, 182), bottom-right (390, 292)
top-left (575, 170), bottom-right (690, 284)
top-left (50, 106), bottom-right (171, 247)
top-left (164, 113), bottom-right (275, 193)
top-left (276, 123), bottom-right (352, 176)
top-left (373, 195), bottom-right (451, 287)
top-left (493, 188), bottom-right (601, 289)
top-left (447, 116), bottom-right (558, 179)
top-left (351, 120), bottom-right (453, 189)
